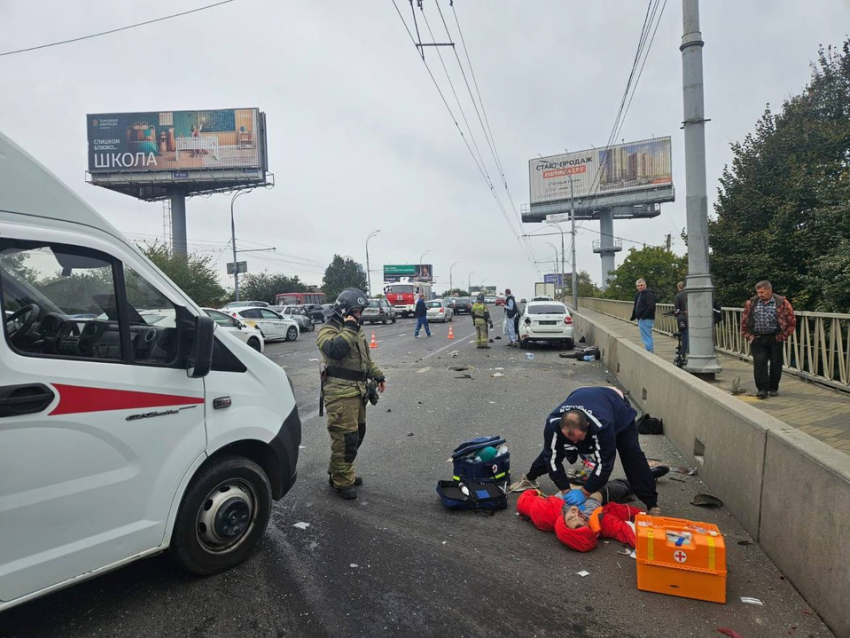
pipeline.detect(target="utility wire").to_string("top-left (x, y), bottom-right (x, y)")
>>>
top-left (584, 0), bottom-right (667, 200)
top-left (444, 0), bottom-right (524, 230)
top-left (0, 0), bottom-right (235, 58)
top-left (391, 0), bottom-right (534, 265)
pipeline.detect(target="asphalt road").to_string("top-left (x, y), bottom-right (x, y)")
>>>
top-left (0, 315), bottom-right (834, 638)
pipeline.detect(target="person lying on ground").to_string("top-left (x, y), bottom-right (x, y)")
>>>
top-left (517, 469), bottom-right (667, 553)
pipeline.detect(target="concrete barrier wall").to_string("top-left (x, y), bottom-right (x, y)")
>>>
top-left (573, 310), bottom-right (850, 638)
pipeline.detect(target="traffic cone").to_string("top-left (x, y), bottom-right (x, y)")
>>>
top-left (369, 332), bottom-right (378, 349)
top-left (447, 325), bottom-right (455, 340)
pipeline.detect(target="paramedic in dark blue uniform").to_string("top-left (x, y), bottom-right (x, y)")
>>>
top-left (523, 386), bottom-right (661, 515)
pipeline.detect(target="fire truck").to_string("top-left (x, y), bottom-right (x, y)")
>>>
top-left (384, 278), bottom-right (432, 318)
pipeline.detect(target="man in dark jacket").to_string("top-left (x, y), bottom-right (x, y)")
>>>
top-left (413, 293), bottom-right (431, 338)
top-left (517, 386), bottom-right (661, 515)
top-left (630, 278), bottom-right (657, 353)
top-left (740, 280), bottom-right (796, 399)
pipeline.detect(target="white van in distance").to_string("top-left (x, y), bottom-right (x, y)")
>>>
top-left (0, 132), bottom-right (301, 612)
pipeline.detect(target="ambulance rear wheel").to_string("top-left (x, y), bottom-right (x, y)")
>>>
top-left (171, 456), bottom-right (272, 575)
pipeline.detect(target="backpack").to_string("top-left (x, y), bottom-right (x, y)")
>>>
top-left (637, 413), bottom-right (664, 435)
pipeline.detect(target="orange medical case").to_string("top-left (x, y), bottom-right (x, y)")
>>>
top-left (634, 513), bottom-right (727, 604)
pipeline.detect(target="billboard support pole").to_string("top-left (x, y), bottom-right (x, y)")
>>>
top-left (170, 193), bottom-right (187, 257)
top-left (599, 209), bottom-right (616, 289)
top-left (681, 0), bottom-right (720, 376)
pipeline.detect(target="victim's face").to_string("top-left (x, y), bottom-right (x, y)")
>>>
top-left (564, 506), bottom-right (588, 529)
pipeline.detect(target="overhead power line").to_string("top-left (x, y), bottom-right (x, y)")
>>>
top-left (390, 0), bottom-right (535, 265)
top-left (0, 0), bottom-right (235, 58)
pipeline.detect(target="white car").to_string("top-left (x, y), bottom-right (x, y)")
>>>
top-left (221, 300), bottom-right (269, 310)
top-left (226, 307), bottom-right (300, 342)
top-left (426, 299), bottom-right (454, 323)
top-left (203, 308), bottom-right (264, 352)
top-left (518, 301), bottom-right (574, 349)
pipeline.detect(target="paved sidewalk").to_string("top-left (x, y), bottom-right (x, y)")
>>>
top-left (581, 307), bottom-right (850, 455)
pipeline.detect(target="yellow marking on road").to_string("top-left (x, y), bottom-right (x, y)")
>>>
top-left (417, 367), bottom-right (430, 373)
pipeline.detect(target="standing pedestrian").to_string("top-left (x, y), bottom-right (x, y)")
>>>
top-left (630, 278), bottom-right (657, 353)
top-left (471, 293), bottom-right (493, 348)
top-left (740, 280), bottom-right (796, 399)
top-left (414, 293), bottom-right (432, 338)
top-left (513, 385), bottom-right (661, 515)
top-left (317, 288), bottom-right (386, 499)
top-left (504, 288), bottom-right (520, 346)
top-left (673, 281), bottom-right (688, 353)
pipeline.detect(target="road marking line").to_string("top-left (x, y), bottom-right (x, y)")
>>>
top-left (417, 367), bottom-right (430, 373)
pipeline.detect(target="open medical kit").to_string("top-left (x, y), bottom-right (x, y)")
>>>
top-left (450, 435), bottom-right (510, 491)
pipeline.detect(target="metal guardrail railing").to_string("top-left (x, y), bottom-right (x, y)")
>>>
top-left (577, 297), bottom-right (850, 392)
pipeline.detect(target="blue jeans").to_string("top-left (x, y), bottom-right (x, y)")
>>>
top-left (638, 319), bottom-right (654, 353)
top-left (415, 316), bottom-right (431, 336)
top-left (505, 315), bottom-right (518, 343)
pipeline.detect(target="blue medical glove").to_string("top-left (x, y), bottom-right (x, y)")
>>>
top-left (563, 489), bottom-right (585, 506)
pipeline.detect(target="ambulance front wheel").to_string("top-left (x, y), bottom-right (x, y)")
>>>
top-left (171, 456), bottom-right (272, 575)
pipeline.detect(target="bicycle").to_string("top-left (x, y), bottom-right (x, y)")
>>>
top-left (664, 310), bottom-right (687, 368)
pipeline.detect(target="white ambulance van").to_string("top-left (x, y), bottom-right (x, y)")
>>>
top-left (0, 132), bottom-right (301, 611)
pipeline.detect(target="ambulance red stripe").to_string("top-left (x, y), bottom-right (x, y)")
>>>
top-left (49, 383), bottom-right (204, 416)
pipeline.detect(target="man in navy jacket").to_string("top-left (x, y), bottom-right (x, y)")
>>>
top-left (520, 386), bottom-right (661, 515)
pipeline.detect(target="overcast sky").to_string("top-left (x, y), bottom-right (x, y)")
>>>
top-left (1, 0), bottom-right (848, 298)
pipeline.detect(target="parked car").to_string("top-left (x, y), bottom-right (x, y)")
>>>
top-left (362, 299), bottom-right (397, 324)
top-left (226, 307), bottom-right (300, 342)
top-left (222, 300), bottom-right (269, 309)
top-left (495, 296), bottom-right (506, 306)
top-left (269, 305), bottom-right (315, 332)
top-left (203, 307), bottom-right (264, 352)
top-left (518, 301), bottom-right (574, 349)
top-left (485, 296), bottom-right (497, 304)
top-left (453, 297), bottom-right (472, 314)
top-left (306, 303), bottom-right (335, 323)
top-left (426, 299), bottom-right (454, 323)
top-left (531, 295), bottom-right (553, 302)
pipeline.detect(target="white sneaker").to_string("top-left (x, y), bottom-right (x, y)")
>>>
top-left (508, 474), bottom-right (539, 493)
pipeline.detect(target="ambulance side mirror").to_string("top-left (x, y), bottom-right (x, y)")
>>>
top-left (187, 314), bottom-right (215, 378)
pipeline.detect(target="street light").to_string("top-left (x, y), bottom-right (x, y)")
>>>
top-left (366, 229), bottom-right (380, 297)
top-left (230, 190), bottom-right (253, 301)
top-left (546, 221), bottom-right (567, 303)
top-left (468, 271), bottom-right (476, 295)
top-left (449, 261), bottom-right (459, 297)
top-left (545, 242), bottom-right (559, 295)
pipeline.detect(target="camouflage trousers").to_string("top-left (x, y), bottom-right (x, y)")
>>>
top-left (474, 318), bottom-right (489, 347)
top-left (326, 395), bottom-right (366, 488)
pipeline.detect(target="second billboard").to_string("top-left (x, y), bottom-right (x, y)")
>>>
top-left (530, 136), bottom-right (672, 205)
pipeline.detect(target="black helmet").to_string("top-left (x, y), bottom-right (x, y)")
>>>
top-left (476, 293), bottom-right (485, 302)
top-left (333, 288), bottom-right (368, 317)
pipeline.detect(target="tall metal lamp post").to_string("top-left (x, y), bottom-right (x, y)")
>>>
top-left (468, 271), bottom-right (476, 295)
top-left (365, 229), bottom-right (380, 297)
top-left (545, 242), bottom-right (559, 296)
top-left (449, 261), bottom-right (459, 296)
top-left (230, 190), bottom-right (252, 301)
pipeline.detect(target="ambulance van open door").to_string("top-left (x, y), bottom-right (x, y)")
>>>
top-left (0, 132), bottom-right (301, 612)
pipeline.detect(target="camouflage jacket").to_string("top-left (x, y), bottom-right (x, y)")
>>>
top-left (471, 302), bottom-right (490, 322)
top-left (317, 316), bottom-right (385, 400)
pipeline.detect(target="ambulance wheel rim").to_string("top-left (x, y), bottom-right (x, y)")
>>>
top-left (195, 479), bottom-right (257, 553)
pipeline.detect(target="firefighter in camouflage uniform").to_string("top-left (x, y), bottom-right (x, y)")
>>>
top-left (471, 293), bottom-right (494, 349)
top-left (317, 288), bottom-right (386, 499)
